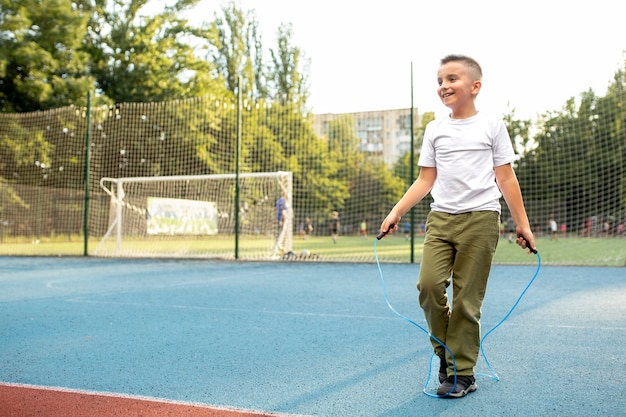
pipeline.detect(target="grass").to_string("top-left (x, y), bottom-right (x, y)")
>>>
top-left (0, 233), bottom-right (624, 266)
top-left (291, 234), bottom-right (626, 266)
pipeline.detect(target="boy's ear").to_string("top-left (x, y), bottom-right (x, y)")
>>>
top-left (472, 80), bottom-right (482, 95)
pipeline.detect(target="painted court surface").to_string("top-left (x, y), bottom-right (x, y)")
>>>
top-left (1, 256), bottom-right (625, 416)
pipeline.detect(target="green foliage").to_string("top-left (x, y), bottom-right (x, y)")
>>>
top-left (0, 0), bottom-right (311, 111)
top-left (0, 0), bottom-right (95, 111)
top-left (392, 152), bottom-right (410, 186)
top-left (513, 72), bottom-right (625, 230)
top-left (0, 178), bottom-right (29, 235)
top-left (89, 0), bottom-right (227, 104)
top-left (0, 118), bottom-right (54, 180)
top-left (240, 101), bottom-right (288, 173)
top-left (503, 110), bottom-right (533, 156)
top-left (343, 160), bottom-right (406, 228)
top-left (92, 98), bottom-right (227, 179)
top-left (208, 1), bottom-right (309, 108)
top-left (326, 115), bottom-right (360, 180)
top-left (263, 103), bottom-right (347, 223)
top-left (269, 23), bottom-right (309, 108)
top-left (208, 1), bottom-right (261, 99)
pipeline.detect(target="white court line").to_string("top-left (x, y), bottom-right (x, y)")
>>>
top-left (63, 296), bottom-right (626, 331)
top-left (65, 296), bottom-right (402, 321)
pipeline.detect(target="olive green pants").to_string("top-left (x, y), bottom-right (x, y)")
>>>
top-left (417, 210), bottom-right (500, 377)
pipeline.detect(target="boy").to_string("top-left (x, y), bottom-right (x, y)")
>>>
top-left (378, 54), bottom-right (535, 398)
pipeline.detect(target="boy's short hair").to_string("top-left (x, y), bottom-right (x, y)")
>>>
top-left (440, 54), bottom-right (482, 81)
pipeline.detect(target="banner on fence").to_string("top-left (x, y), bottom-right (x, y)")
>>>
top-left (146, 197), bottom-right (218, 235)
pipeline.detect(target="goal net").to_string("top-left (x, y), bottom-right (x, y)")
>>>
top-left (94, 171), bottom-right (293, 260)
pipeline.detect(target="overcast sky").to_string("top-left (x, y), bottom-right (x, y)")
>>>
top-left (187, 0), bottom-right (625, 119)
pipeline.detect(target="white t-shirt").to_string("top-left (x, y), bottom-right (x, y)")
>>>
top-left (418, 112), bottom-right (516, 214)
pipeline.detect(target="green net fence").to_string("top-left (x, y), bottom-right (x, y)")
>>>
top-left (0, 84), bottom-right (624, 265)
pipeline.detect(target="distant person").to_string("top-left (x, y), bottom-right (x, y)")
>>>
top-left (378, 54), bottom-right (535, 398)
top-left (403, 221), bottom-right (411, 240)
top-left (360, 220), bottom-right (368, 238)
top-left (585, 217), bottom-right (592, 236)
top-left (549, 215), bottom-right (558, 240)
top-left (603, 219), bottom-right (611, 236)
top-left (301, 217), bottom-right (313, 240)
top-left (532, 217), bottom-right (541, 237)
top-left (329, 211), bottom-right (340, 243)
top-left (506, 217), bottom-right (515, 243)
top-left (276, 193), bottom-right (287, 228)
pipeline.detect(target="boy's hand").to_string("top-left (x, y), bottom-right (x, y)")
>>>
top-left (516, 229), bottom-right (537, 254)
top-left (377, 224), bottom-right (396, 240)
top-left (378, 215), bottom-right (400, 240)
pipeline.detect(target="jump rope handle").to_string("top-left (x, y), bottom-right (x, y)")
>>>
top-left (376, 224), bottom-right (395, 240)
top-left (519, 234), bottom-right (538, 254)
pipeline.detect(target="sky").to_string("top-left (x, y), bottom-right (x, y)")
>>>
top-left (186, 0), bottom-right (625, 119)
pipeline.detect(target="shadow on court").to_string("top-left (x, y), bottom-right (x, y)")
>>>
top-left (1, 256), bottom-right (624, 416)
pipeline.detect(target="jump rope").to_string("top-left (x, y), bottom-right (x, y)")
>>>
top-left (374, 225), bottom-right (540, 398)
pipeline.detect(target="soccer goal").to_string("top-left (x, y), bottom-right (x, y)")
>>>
top-left (94, 171), bottom-right (293, 260)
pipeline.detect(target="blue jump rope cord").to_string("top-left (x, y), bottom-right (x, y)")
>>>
top-left (373, 238), bottom-right (541, 397)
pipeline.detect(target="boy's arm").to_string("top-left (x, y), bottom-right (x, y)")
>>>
top-left (495, 163), bottom-right (536, 252)
top-left (379, 167), bottom-right (436, 237)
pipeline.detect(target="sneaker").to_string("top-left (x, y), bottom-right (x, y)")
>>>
top-left (438, 355), bottom-right (447, 383)
top-left (436, 375), bottom-right (477, 398)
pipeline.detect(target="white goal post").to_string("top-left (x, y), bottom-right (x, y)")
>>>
top-left (94, 171), bottom-right (293, 260)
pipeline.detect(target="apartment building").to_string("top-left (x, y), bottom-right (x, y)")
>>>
top-left (313, 108), bottom-right (421, 167)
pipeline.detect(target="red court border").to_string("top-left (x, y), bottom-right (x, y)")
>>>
top-left (0, 383), bottom-right (306, 417)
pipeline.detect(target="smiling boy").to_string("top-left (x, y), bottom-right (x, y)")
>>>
top-left (379, 54), bottom-right (536, 397)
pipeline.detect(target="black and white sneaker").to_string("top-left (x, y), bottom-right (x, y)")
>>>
top-left (436, 375), bottom-right (477, 398)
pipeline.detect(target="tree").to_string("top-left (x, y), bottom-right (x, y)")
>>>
top-left (343, 159), bottom-right (406, 233)
top-left (515, 81), bottom-right (625, 233)
top-left (260, 103), bottom-right (347, 227)
top-left (392, 152), bottom-right (412, 188)
top-left (268, 23), bottom-right (309, 108)
top-left (87, 0), bottom-right (226, 104)
top-left (0, 0), bottom-right (95, 112)
top-left (208, 2), bottom-right (310, 109)
top-left (503, 109), bottom-right (533, 157)
top-left (0, 118), bottom-right (54, 183)
top-left (207, 1), bottom-right (262, 101)
top-left (326, 115), bottom-right (360, 180)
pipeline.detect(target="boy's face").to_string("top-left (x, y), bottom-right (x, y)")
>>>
top-left (436, 61), bottom-right (481, 115)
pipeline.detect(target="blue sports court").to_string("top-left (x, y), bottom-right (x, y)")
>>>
top-left (1, 256), bottom-right (625, 416)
